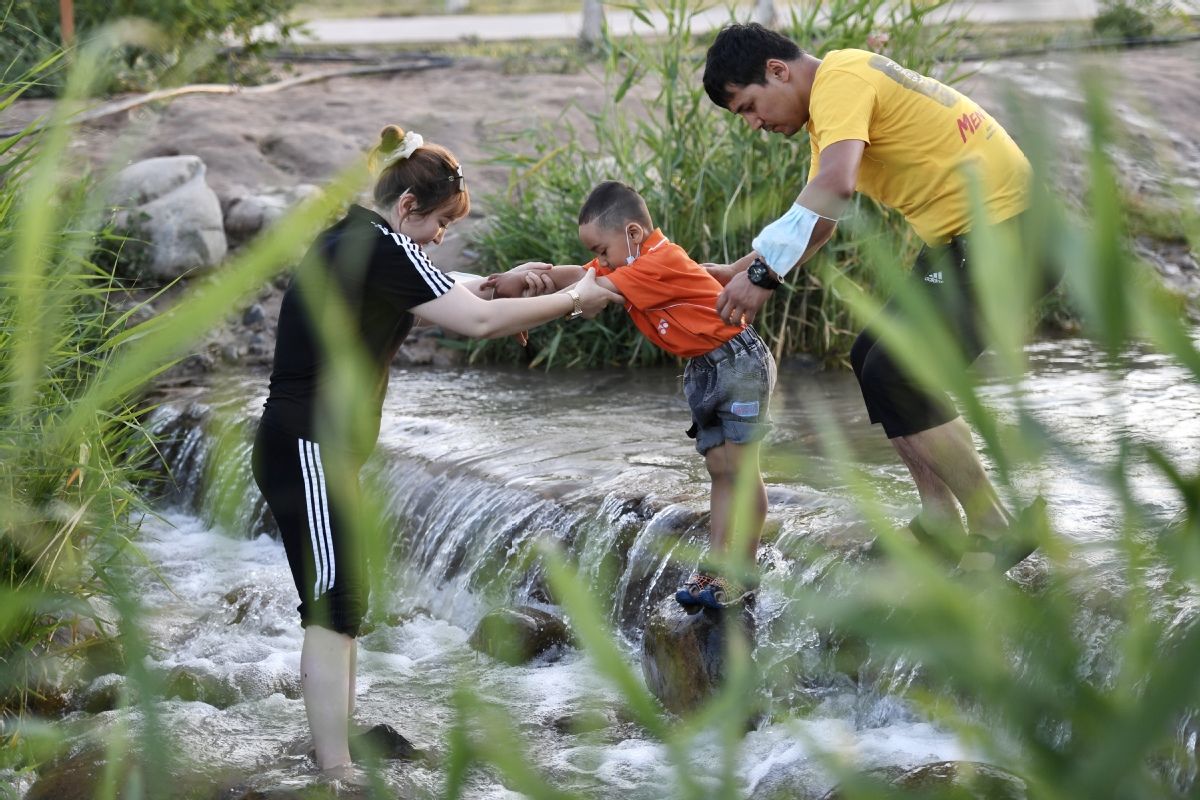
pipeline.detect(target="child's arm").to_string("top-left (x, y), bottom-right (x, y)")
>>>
top-left (486, 265), bottom-right (590, 298)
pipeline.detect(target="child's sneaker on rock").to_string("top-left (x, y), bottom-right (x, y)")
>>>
top-left (674, 573), bottom-right (753, 610)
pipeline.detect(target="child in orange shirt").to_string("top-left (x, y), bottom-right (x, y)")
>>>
top-left (488, 181), bottom-right (777, 609)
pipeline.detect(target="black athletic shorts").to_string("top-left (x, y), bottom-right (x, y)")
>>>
top-left (849, 224), bottom-right (1056, 439)
top-left (251, 422), bottom-right (368, 638)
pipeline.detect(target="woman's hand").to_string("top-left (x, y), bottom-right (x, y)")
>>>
top-left (484, 271), bottom-right (534, 299)
top-left (481, 263), bottom-right (556, 298)
top-left (572, 268), bottom-right (623, 318)
top-left (519, 271), bottom-right (556, 296)
top-left (511, 261), bottom-right (553, 273)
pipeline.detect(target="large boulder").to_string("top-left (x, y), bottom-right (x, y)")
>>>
top-left (468, 605), bottom-right (572, 665)
top-left (640, 594), bottom-right (755, 714)
top-left (108, 155), bottom-right (227, 281)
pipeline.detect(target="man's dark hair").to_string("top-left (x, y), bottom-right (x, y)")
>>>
top-left (703, 23), bottom-right (804, 109)
top-left (578, 180), bottom-right (653, 230)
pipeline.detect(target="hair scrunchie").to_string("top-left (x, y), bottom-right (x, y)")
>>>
top-left (381, 131), bottom-right (424, 167)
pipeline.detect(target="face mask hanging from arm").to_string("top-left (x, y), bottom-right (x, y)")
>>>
top-left (751, 203), bottom-right (837, 278)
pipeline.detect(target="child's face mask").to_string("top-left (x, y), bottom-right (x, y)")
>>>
top-left (624, 225), bottom-right (642, 265)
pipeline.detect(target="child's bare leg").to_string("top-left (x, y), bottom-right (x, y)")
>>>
top-left (301, 624), bottom-right (354, 775)
top-left (704, 440), bottom-right (767, 565)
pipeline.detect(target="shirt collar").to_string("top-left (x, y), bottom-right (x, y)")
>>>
top-left (642, 228), bottom-right (668, 254)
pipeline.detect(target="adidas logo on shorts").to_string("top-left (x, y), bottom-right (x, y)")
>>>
top-left (924, 271), bottom-right (945, 284)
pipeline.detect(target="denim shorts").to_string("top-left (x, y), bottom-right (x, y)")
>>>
top-left (683, 327), bottom-right (777, 455)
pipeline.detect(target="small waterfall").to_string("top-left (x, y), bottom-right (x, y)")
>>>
top-left (145, 397), bottom-right (719, 640)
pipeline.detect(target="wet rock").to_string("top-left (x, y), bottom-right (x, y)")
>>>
top-left (30, 740), bottom-right (240, 800)
top-left (468, 605), bottom-right (572, 665)
top-left (18, 611), bottom-right (125, 717)
top-left (348, 723), bottom-right (424, 762)
top-left (615, 505), bottom-right (706, 632)
top-left (394, 331), bottom-right (464, 367)
top-left (231, 662), bottom-right (302, 701)
top-left (551, 708), bottom-right (615, 736)
top-left (894, 761), bottom-right (1027, 797)
top-left (222, 789), bottom-right (345, 800)
top-left (220, 344), bottom-right (244, 365)
top-left (107, 155), bottom-right (227, 281)
top-left (242, 303), bottom-right (266, 326)
top-left (79, 673), bottom-right (125, 713)
top-left (640, 594), bottom-right (755, 714)
top-left (27, 743), bottom-right (132, 800)
top-left (820, 760), bottom-right (1027, 800)
top-left (164, 663), bottom-right (240, 708)
top-left (183, 351), bottom-right (217, 374)
top-left (224, 184), bottom-right (319, 247)
top-left (816, 766), bottom-right (908, 799)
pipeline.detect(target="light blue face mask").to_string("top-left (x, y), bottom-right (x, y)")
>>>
top-left (624, 226), bottom-right (642, 265)
top-left (752, 203), bottom-right (834, 277)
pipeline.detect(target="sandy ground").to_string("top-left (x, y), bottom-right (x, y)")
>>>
top-left (2, 42), bottom-right (1197, 373)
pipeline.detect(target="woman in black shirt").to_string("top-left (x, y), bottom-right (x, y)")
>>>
top-left (252, 125), bottom-right (617, 778)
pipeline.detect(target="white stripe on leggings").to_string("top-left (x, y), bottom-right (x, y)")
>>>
top-left (309, 440), bottom-right (336, 593)
top-left (298, 439), bottom-right (335, 597)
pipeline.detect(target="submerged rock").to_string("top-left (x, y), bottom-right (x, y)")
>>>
top-left (820, 760), bottom-right (1027, 799)
top-left (164, 663), bottom-right (240, 708)
top-left (348, 723), bottom-right (425, 763)
top-left (468, 605), bottom-right (572, 665)
top-left (640, 594), bottom-right (755, 714)
top-left (27, 740), bottom-right (232, 800)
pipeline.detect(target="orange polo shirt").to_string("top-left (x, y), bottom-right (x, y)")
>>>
top-left (589, 229), bottom-right (744, 358)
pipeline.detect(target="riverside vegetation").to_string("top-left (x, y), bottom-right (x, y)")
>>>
top-left (3, 0), bottom-right (1200, 798)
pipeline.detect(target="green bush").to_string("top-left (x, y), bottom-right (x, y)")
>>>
top-left (467, 0), bottom-right (962, 368)
top-left (1093, 0), bottom-right (1159, 40)
top-left (0, 0), bottom-right (301, 97)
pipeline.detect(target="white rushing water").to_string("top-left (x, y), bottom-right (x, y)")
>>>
top-left (32, 335), bottom-right (1200, 799)
top-left (110, 510), bottom-right (970, 798)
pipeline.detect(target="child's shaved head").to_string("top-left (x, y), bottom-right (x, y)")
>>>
top-left (578, 181), bottom-right (653, 231)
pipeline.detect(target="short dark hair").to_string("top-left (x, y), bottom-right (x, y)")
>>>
top-left (703, 23), bottom-right (804, 109)
top-left (578, 180), bottom-right (653, 231)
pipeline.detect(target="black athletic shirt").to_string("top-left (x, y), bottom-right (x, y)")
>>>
top-left (261, 204), bottom-right (455, 456)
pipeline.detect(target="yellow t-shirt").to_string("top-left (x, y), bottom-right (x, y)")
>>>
top-left (807, 49), bottom-right (1031, 245)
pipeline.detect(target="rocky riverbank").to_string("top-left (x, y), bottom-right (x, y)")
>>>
top-left (2, 42), bottom-right (1196, 383)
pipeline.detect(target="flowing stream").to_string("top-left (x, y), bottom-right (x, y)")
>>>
top-left (31, 333), bottom-right (1200, 799)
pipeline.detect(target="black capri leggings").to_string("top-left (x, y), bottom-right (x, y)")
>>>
top-left (849, 236), bottom-right (985, 440)
top-left (251, 422), bottom-right (368, 638)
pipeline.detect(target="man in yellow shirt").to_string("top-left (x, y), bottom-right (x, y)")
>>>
top-left (702, 23), bottom-right (1042, 572)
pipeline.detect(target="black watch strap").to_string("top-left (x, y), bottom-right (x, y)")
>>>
top-left (747, 257), bottom-right (782, 290)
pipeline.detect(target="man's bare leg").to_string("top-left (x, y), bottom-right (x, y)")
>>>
top-left (892, 416), bottom-right (1011, 535)
top-left (890, 438), bottom-right (964, 534)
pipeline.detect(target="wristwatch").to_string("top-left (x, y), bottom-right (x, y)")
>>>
top-left (746, 256), bottom-right (782, 290)
top-left (565, 288), bottom-right (583, 319)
